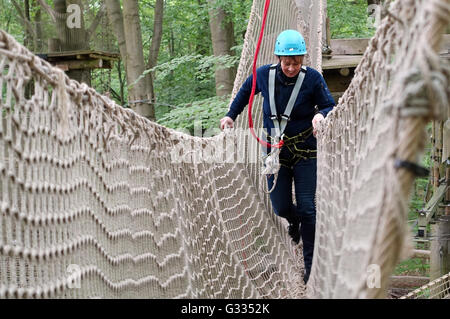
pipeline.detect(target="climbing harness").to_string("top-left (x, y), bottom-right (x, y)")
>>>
top-left (268, 64), bottom-right (306, 139)
top-left (247, 0), bottom-right (310, 193)
top-left (260, 65), bottom-right (306, 193)
top-left (280, 127), bottom-right (317, 168)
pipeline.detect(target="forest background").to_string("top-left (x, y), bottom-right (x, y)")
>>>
top-left (0, 0), bottom-right (430, 276)
top-left (0, 0), bottom-right (378, 133)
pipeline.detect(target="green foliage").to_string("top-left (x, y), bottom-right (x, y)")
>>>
top-left (142, 52), bottom-right (238, 107)
top-left (327, 0), bottom-right (376, 38)
top-left (408, 140), bottom-right (432, 223)
top-left (150, 0), bottom-right (251, 124)
top-left (157, 95), bottom-right (229, 136)
top-left (134, 53), bottom-right (239, 87)
top-left (394, 133), bottom-right (432, 278)
top-left (394, 258), bottom-right (429, 276)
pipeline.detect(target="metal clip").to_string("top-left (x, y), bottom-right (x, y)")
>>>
top-left (270, 115), bottom-right (278, 121)
top-left (394, 159), bottom-right (429, 177)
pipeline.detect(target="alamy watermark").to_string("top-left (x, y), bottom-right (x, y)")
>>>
top-left (66, 4), bottom-right (82, 29)
top-left (366, 264), bottom-right (381, 289)
top-left (67, 264), bottom-right (82, 289)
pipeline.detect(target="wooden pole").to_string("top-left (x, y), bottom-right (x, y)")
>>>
top-left (326, 17), bottom-right (331, 50)
top-left (430, 216), bottom-right (450, 281)
top-left (437, 121), bottom-right (444, 181)
top-left (446, 163), bottom-right (450, 216)
top-left (444, 101), bottom-right (449, 217)
top-left (432, 121), bottom-right (440, 189)
top-left (48, 38), bottom-right (61, 53)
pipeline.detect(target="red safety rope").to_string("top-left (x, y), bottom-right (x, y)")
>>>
top-left (247, 0), bottom-right (284, 149)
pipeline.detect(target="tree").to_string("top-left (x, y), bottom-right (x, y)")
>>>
top-left (36, 0), bottom-right (106, 85)
top-left (63, 0), bottom-right (91, 85)
top-left (207, 0), bottom-right (236, 96)
top-left (105, 0), bottom-right (155, 120)
top-left (146, 0), bottom-right (164, 110)
top-left (11, 0), bottom-right (36, 50)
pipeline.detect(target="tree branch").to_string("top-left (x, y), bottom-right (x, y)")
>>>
top-left (11, 0), bottom-right (36, 38)
top-left (36, 0), bottom-right (57, 22)
top-left (87, 2), bottom-right (107, 43)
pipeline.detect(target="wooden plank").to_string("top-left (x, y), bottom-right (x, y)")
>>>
top-left (440, 34), bottom-right (450, 54)
top-left (446, 165), bottom-right (450, 216)
top-left (422, 184), bottom-right (447, 223)
top-left (322, 55), bottom-right (362, 70)
top-left (412, 249), bottom-right (431, 259)
top-left (60, 58), bottom-right (104, 70)
top-left (89, 53), bottom-right (120, 61)
top-left (444, 118), bottom-right (450, 165)
top-left (41, 49), bottom-right (120, 59)
top-left (389, 276), bottom-right (430, 289)
top-left (417, 183), bottom-right (446, 237)
top-left (330, 38), bottom-right (370, 55)
top-left (328, 34), bottom-right (448, 57)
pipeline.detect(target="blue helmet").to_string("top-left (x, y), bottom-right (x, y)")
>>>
top-left (274, 30), bottom-right (307, 56)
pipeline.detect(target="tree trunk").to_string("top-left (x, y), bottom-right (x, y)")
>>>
top-left (122, 0), bottom-right (154, 119)
top-left (146, 0), bottom-right (164, 109)
top-left (207, 0), bottom-right (236, 96)
top-left (66, 0), bottom-right (91, 85)
top-left (196, 0), bottom-right (211, 55)
top-left (54, 0), bottom-right (68, 47)
top-left (105, 0), bottom-right (127, 74)
top-left (11, 0), bottom-right (35, 50)
top-left (52, 0), bottom-right (91, 85)
top-left (24, 0), bottom-right (31, 49)
top-left (117, 61), bottom-right (125, 105)
top-left (34, 3), bottom-right (43, 52)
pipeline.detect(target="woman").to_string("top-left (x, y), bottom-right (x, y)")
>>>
top-left (219, 30), bottom-right (335, 284)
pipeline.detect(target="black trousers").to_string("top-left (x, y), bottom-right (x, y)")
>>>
top-left (267, 157), bottom-right (317, 282)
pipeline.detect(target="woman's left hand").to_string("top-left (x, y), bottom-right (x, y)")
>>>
top-left (312, 113), bottom-right (325, 137)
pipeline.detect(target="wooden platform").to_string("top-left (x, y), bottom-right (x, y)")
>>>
top-left (322, 35), bottom-right (450, 101)
top-left (322, 54), bottom-right (362, 70)
top-left (36, 50), bottom-right (120, 71)
top-left (322, 34), bottom-right (450, 70)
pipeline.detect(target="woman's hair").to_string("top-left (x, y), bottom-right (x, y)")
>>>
top-left (277, 55), bottom-right (303, 63)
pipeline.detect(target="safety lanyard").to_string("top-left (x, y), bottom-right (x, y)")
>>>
top-left (268, 64), bottom-right (306, 139)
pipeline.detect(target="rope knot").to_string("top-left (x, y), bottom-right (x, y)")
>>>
top-left (397, 64), bottom-right (449, 121)
top-left (56, 69), bottom-right (70, 142)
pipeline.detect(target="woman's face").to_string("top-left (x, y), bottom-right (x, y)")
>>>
top-left (280, 56), bottom-right (303, 78)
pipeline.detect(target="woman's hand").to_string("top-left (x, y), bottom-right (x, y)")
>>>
top-left (220, 116), bottom-right (234, 130)
top-left (312, 113), bottom-right (325, 137)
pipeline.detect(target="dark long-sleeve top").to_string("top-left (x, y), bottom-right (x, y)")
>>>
top-left (226, 63), bottom-right (335, 150)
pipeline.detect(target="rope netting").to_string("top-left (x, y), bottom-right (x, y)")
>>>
top-left (401, 272), bottom-right (450, 299)
top-left (0, 0), bottom-right (449, 299)
top-left (308, 0), bottom-right (450, 298)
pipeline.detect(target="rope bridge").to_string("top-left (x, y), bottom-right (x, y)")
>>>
top-left (0, 0), bottom-right (449, 298)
